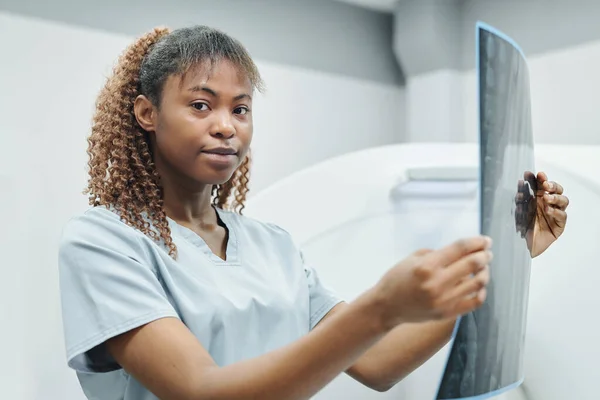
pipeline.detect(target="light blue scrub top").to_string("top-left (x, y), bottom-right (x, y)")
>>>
top-left (58, 206), bottom-right (343, 400)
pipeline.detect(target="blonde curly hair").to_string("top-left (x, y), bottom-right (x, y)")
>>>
top-left (84, 26), bottom-right (264, 258)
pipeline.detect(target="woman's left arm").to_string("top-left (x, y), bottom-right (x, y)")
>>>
top-left (323, 172), bottom-right (569, 391)
top-left (318, 302), bottom-right (455, 392)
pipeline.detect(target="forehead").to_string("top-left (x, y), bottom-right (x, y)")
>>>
top-left (171, 59), bottom-right (253, 94)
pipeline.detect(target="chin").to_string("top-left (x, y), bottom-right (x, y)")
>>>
top-left (197, 170), bottom-right (237, 186)
top-left (190, 156), bottom-right (243, 186)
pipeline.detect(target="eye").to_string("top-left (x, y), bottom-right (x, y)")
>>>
top-left (234, 106), bottom-right (249, 115)
top-left (192, 102), bottom-right (209, 111)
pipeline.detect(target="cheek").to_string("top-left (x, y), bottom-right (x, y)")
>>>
top-left (239, 118), bottom-right (253, 143)
top-left (237, 124), bottom-right (253, 157)
top-left (154, 114), bottom-right (204, 167)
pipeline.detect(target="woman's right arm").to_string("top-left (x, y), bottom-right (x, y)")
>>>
top-left (107, 287), bottom-right (387, 400)
top-left (106, 235), bottom-right (492, 400)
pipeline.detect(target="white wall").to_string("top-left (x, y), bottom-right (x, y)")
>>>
top-left (463, 38), bottom-right (600, 144)
top-left (0, 12), bottom-right (405, 400)
top-left (405, 69), bottom-right (465, 142)
top-left (405, 35), bottom-right (600, 145)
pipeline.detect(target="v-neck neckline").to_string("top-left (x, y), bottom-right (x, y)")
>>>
top-left (167, 206), bottom-right (240, 266)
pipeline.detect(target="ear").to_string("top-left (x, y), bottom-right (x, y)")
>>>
top-left (133, 95), bottom-right (157, 132)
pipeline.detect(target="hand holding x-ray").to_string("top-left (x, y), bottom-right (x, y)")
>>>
top-left (530, 172), bottom-right (569, 257)
top-left (515, 170), bottom-right (570, 257)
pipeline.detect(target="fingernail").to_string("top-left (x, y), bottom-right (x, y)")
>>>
top-left (485, 236), bottom-right (493, 248)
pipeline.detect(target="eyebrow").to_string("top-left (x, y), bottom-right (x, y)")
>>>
top-left (188, 85), bottom-right (251, 101)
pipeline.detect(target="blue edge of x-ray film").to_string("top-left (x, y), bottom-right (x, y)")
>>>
top-left (433, 21), bottom-right (527, 400)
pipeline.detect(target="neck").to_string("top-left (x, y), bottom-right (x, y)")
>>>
top-left (155, 162), bottom-right (217, 227)
top-left (161, 179), bottom-right (216, 226)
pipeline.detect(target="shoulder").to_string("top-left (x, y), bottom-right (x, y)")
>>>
top-left (60, 206), bottom-right (143, 243)
top-left (58, 206), bottom-right (151, 264)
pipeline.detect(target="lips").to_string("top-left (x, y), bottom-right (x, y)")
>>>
top-left (202, 147), bottom-right (237, 156)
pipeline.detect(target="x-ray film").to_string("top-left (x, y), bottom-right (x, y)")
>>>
top-left (435, 22), bottom-right (538, 400)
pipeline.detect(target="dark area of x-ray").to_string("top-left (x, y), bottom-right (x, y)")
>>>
top-left (435, 23), bottom-right (538, 400)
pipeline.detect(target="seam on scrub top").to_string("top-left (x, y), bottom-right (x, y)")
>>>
top-left (67, 308), bottom-right (180, 358)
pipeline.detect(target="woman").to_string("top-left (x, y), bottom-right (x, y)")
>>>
top-left (58, 26), bottom-right (569, 400)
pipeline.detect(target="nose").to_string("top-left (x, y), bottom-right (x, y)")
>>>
top-left (209, 110), bottom-right (236, 139)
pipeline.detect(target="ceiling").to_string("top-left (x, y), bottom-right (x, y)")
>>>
top-left (332, 0), bottom-right (397, 13)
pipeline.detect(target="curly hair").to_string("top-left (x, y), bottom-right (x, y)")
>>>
top-left (84, 26), bottom-right (264, 259)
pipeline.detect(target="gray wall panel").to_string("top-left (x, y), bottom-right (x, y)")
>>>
top-left (0, 0), bottom-right (404, 85)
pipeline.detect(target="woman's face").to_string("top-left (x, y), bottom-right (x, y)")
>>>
top-left (135, 59), bottom-right (254, 188)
